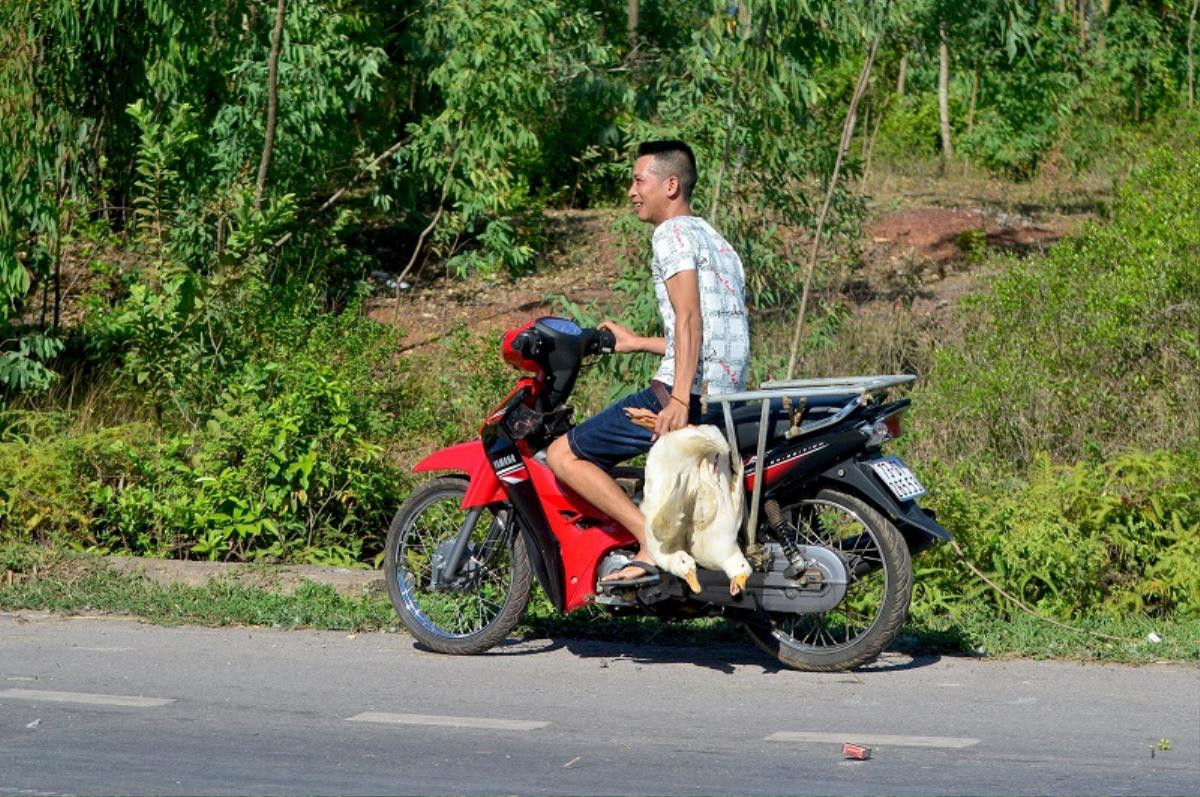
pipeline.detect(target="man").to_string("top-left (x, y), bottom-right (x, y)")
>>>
top-left (545, 139), bottom-right (749, 584)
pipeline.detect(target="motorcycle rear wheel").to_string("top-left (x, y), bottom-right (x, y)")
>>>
top-left (384, 477), bottom-right (531, 654)
top-left (743, 488), bottom-right (912, 672)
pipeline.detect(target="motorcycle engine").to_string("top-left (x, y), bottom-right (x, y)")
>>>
top-left (597, 550), bottom-right (635, 581)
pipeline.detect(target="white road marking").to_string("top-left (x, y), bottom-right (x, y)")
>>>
top-left (346, 711), bottom-right (548, 731)
top-left (0, 689), bottom-right (174, 708)
top-left (766, 731), bottom-right (980, 749)
top-left (73, 647), bottom-right (134, 652)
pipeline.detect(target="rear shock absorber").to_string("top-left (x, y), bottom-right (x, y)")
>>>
top-left (763, 498), bottom-right (814, 580)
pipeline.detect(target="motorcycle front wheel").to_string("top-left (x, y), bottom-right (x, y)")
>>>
top-left (743, 488), bottom-right (912, 672)
top-left (384, 477), bottom-right (531, 654)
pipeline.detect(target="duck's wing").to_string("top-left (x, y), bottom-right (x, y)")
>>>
top-left (688, 464), bottom-right (722, 533)
top-left (648, 472), bottom-right (693, 555)
top-left (726, 450), bottom-right (745, 520)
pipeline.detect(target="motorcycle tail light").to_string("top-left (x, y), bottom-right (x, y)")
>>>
top-left (884, 411), bottom-right (904, 439)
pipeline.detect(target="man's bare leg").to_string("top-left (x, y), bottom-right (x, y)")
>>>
top-left (545, 436), bottom-right (653, 581)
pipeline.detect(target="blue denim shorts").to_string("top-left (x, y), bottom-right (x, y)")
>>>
top-left (566, 381), bottom-right (719, 471)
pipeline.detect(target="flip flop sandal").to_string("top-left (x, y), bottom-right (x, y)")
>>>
top-left (598, 560), bottom-right (660, 588)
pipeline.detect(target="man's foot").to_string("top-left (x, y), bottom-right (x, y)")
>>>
top-left (599, 560), bottom-right (659, 587)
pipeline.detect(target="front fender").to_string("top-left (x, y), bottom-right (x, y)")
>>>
top-left (413, 441), bottom-right (506, 509)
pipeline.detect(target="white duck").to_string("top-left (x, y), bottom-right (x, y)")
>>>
top-left (685, 428), bottom-right (751, 595)
top-left (641, 425), bottom-right (751, 595)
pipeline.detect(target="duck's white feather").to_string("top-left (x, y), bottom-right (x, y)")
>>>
top-left (642, 425), bottom-right (750, 593)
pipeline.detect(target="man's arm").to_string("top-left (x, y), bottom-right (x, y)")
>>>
top-left (597, 321), bottom-right (665, 355)
top-left (655, 268), bottom-right (701, 437)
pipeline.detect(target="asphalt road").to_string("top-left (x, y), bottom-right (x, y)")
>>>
top-left (1, 611), bottom-right (1197, 796)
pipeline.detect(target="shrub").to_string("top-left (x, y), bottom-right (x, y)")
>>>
top-left (909, 144), bottom-right (1200, 466)
top-left (915, 449), bottom-right (1200, 622)
top-left (3, 301), bottom-right (412, 567)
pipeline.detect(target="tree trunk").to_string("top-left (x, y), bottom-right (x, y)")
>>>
top-left (709, 71), bottom-right (742, 225)
top-left (860, 99), bottom-right (887, 193)
top-left (254, 0), bottom-right (287, 213)
top-left (52, 206), bottom-right (68, 332)
top-left (1096, 0), bottom-right (1111, 51)
top-left (1055, 0), bottom-right (1065, 14)
top-left (860, 107), bottom-right (870, 160)
top-left (392, 143), bottom-right (463, 319)
top-left (1077, 0), bottom-right (1089, 52)
top-left (627, 0), bottom-right (638, 49)
top-left (938, 22), bottom-right (953, 174)
top-left (1189, 0), bottom-right (1199, 108)
top-left (786, 37), bottom-right (880, 380)
top-left (1133, 72), bottom-right (1142, 122)
top-left (966, 62), bottom-right (979, 135)
top-left (896, 46), bottom-right (908, 98)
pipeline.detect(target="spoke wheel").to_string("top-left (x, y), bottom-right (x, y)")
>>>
top-left (384, 477), bottom-right (531, 654)
top-left (744, 488), bottom-right (912, 671)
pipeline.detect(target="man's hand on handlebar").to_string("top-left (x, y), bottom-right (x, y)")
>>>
top-left (597, 320), bottom-right (639, 353)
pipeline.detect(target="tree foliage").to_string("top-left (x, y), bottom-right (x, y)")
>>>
top-left (0, 0), bottom-right (1196, 597)
top-left (3, 0), bottom-right (1195, 347)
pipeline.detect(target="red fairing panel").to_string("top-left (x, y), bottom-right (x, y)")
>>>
top-left (413, 441), bottom-right (506, 508)
top-left (524, 458), bottom-right (637, 612)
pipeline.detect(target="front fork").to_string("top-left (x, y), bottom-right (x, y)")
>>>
top-left (432, 505), bottom-right (512, 590)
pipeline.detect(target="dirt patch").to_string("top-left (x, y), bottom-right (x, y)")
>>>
top-left (12, 236), bottom-right (140, 330)
top-left (374, 202), bottom-right (1081, 350)
top-left (369, 209), bottom-right (630, 352)
top-left (103, 556), bottom-right (384, 597)
top-left (866, 206), bottom-right (1068, 263)
top-left (28, 191), bottom-right (1089, 354)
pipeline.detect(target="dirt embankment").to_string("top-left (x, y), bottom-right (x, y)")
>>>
top-left (377, 200), bottom-right (1081, 351)
top-left (30, 181), bottom-right (1090, 349)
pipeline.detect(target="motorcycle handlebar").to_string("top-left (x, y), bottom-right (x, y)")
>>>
top-left (586, 327), bottom-right (616, 355)
top-left (514, 322), bottom-right (612, 363)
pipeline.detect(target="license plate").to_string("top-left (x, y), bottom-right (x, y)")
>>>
top-left (868, 457), bottom-right (927, 501)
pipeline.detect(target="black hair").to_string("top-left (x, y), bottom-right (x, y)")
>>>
top-left (637, 139), bottom-right (697, 200)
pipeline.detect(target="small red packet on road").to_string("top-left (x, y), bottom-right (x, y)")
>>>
top-left (842, 742), bottom-right (872, 760)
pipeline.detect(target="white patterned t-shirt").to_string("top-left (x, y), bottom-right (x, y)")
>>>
top-left (651, 215), bottom-right (749, 395)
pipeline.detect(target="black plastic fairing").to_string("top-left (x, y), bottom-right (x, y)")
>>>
top-left (482, 405), bottom-right (567, 611)
top-left (533, 318), bottom-right (585, 411)
top-left (818, 458), bottom-right (951, 549)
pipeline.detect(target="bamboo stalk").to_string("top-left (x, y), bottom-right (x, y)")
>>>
top-left (254, 0), bottom-right (287, 212)
top-left (785, 36), bottom-right (881, 380)
top-left (1189, 0), bottom-right (1199, 108)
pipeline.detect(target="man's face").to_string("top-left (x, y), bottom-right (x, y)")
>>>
top-left (628, 155), bottom-right (673, 224)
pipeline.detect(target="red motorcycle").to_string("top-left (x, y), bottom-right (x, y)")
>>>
top-left (384, 317), bottom-right (949, 671)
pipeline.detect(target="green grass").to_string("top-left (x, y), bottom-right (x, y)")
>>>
top-left (2, 545), bottom-right (1194, 664)
top-left (899, 612), bottom-right (1199, 664)
top-left (0, 545), bottom-right (398, 630)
